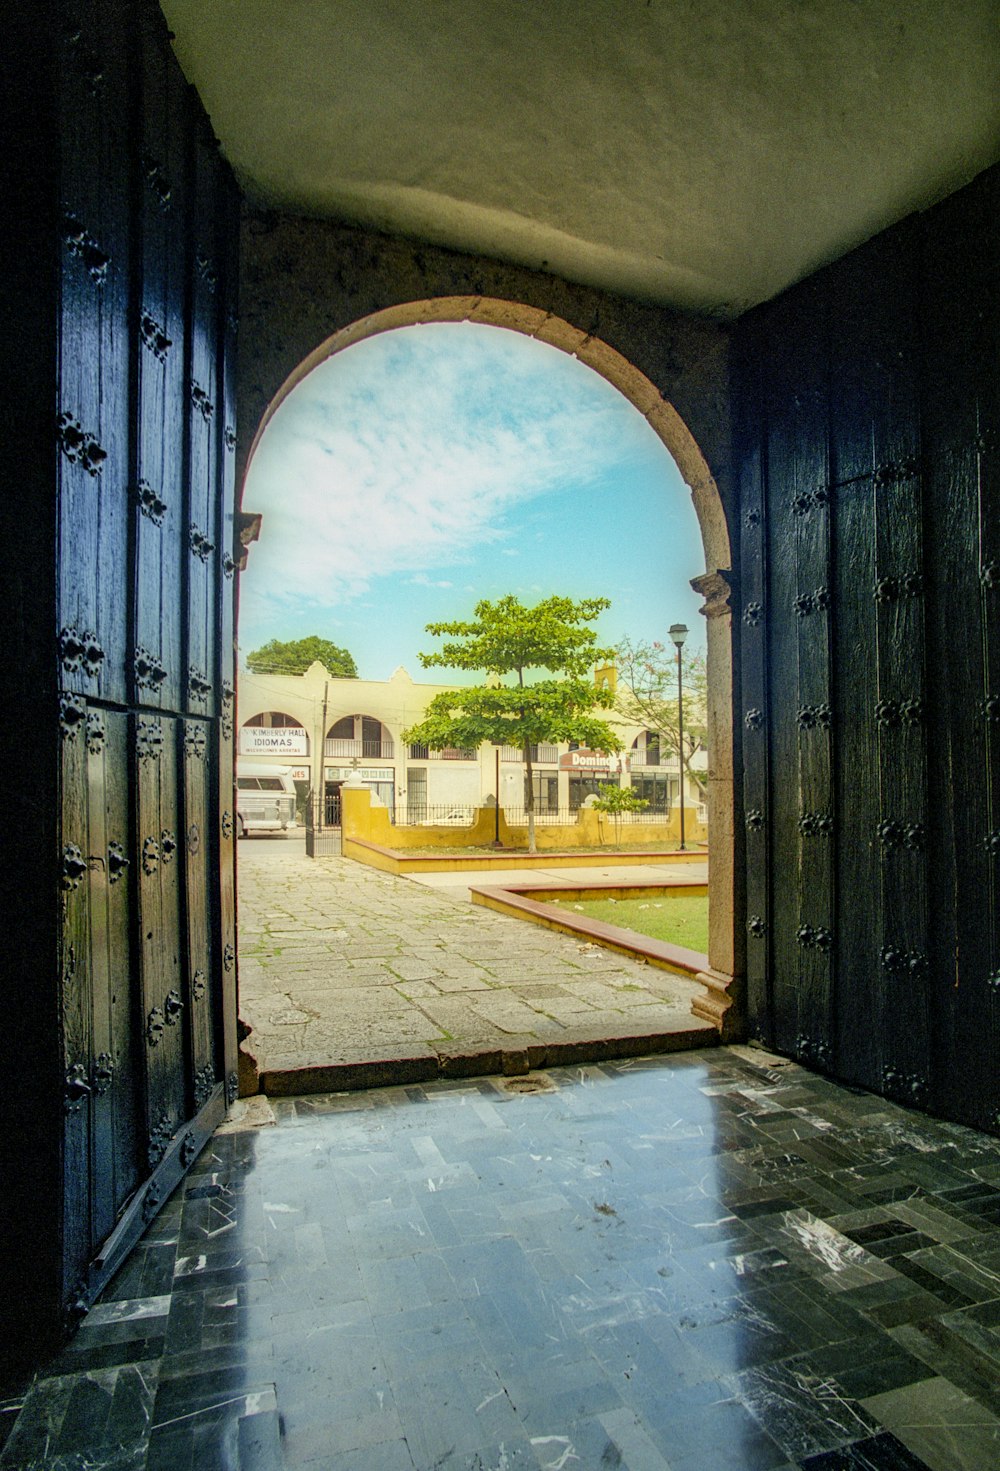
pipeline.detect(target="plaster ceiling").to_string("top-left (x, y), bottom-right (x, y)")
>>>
top-left (163, 0), bottom-right (999, 317)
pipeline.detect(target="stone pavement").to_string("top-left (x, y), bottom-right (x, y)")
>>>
top-left (237, 833), bottom-right (714, 1092)
top-left (405, 856), bottom-right (709, 904)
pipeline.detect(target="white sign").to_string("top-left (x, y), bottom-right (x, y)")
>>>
top-left (560, 749), bottom-right (613, 772)
top-left (325, 767), bottom-right (393, 783)
top-left (289, 767), bottom-right (310, 782)
top-left (239, 726), bottom-right (309, 756)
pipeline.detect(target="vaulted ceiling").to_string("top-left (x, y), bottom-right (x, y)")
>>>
top-left (163, 0), bottom-right (999, 317)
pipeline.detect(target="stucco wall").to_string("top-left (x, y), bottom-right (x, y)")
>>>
top-left (341, 785), bottom-right (706, 859)
top-left (236, 210), bottom-right (733, 524)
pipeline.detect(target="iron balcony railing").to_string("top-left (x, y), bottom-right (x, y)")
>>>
top-left (324, 738), bottom-right (394, 759)
top-left (407, 745), bottom-right (477, 761)
top-left (498, 744), bottom-right (559, 764)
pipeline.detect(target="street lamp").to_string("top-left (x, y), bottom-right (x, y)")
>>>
top-left (669, 623), bottom-right (688, 851)
top-left (492, 742), bottom-right (503, 847)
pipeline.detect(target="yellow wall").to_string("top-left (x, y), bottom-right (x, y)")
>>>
top-left (341, 785), bottom-right (707, 858)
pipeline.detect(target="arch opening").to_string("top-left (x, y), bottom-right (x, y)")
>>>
top-left (240, 297), bottom-right (740, 1035)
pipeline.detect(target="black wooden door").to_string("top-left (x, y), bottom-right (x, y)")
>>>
top-left (735, 166), bottom-right (1000, 1136)
top-left (51, 0), bottom-right (241, 1324)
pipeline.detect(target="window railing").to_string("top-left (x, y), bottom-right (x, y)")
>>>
top-left (324, 738), bottom-right (394, 759)
top-left (408, 745), bottom-right (477, 761)
top-left (499, 744), bottom-right (559, 763)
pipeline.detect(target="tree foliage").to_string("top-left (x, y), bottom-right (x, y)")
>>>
top-left (612, 635), bottom-right (708, 797)
top-left (590, 781), bottom-right (648, 848)
top-left (246, 636), bottom-right (358, 678)
top-left (403, 595), bottom-right (621, 851)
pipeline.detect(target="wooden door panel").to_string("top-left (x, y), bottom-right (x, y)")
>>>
top-left (186, 111), bottom-right (224, 719)
top-left (134, 7), bottom-right (191, 714)
top-left (60, 706), bottom-right (94, 1303)
top-left (736, 168), bottom-right (1000, 1136)
top-left (90, 710), bottom-right (143, 1228)
top-left (736, 335), bottom-right (772, 1040)
top-left (217, 174), bottom-right (241, 1103)
top-left (84, 706), bottom-right (115, 1248)
top-left (42, 0), bottom-right (243, 1341)
top-left (57, 0), bottom-right (131, 707)
top-left (135, 714), bottom-right (188, 1161)
top-left (981, 438), bottom-right (1000, 1135)
top-left (919, 193), bottom-right (997, 1127)
top-left (183, 720), bottom-right (218, 1108)
top-left (828, 229), bottom-right (928, 1100)
top-left (762, 282), bottom-right (834, 1066)
top-left (830, 480), bottom-right (881, 1086)
top-left (872, 465), bottom-right (930, 1107)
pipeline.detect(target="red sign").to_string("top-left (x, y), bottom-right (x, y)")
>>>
top-left (559, 749), bottom-right (613, 773)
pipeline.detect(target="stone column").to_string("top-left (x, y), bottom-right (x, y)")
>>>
top-left (689, 569), bottom-right (745, 1041)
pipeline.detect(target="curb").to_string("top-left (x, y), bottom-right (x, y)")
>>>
top-left (257, 1023), bottom-right (718, 1096)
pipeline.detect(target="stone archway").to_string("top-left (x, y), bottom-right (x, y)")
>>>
top-left (241, 297), bottom-right (741, 1036)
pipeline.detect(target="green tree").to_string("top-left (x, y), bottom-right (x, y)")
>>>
top-left (612, 636), bottom-right (708, 799)
top-left (590, 781), bottom-right (648, 849)
top-left (402, 595), bottom-right (622, 853)
top-left (246, 635), bottom-right (357, 678)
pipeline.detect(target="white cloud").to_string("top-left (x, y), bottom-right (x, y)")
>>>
top-left (241, 322), bottom-right (655, 625)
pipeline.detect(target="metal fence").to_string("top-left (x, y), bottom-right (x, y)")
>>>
top-left (304, 793), bottom-right (342, 856)
top-left (324, 738), bottom-right (394, 759)
top-left (499, 805), bottom-right (672, 826)
top-left (406, 746), bottom-right (477, 761)
top-left (497, 744), bottom-right (560, 764)
top-left (392, 803), bottom-right (476, 827)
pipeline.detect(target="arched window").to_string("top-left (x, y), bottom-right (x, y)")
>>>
top-left (244, 711), bottom-right (302, 729)
top-left (325, 715), bottom-right (393, 760)
top-left (631, 731), bottom-right (661, 768)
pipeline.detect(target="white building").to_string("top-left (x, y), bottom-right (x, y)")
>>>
top-left (238, 661), bottom-right (707, 820)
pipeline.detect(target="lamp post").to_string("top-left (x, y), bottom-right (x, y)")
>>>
top-left (668, 623), bottom-right (688, 851)
top-left (493, 743), bottom-right (503, 847)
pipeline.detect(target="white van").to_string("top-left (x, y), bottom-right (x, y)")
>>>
top-left (236, 762), bottom-right (298, 837)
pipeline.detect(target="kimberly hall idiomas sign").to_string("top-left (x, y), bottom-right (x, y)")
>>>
top-left (238, 726), bottom-right (309, 756)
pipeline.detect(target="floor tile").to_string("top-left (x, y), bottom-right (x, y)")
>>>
top-left (861, 1373), bottom-right (1000, 1471)
top-left (6, 1049), bottom-right (1000, 1471)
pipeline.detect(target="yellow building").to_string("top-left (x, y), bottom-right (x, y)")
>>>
top-left (238, 661), bottom-right (707, 823)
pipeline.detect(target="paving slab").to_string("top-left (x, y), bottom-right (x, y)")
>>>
top-left (404, 857), bottom-right (709, 905)
top-left (236, 833), bottom-right (715, 1092)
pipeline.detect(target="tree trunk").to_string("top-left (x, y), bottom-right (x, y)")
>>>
top-left (524, 744), bottom-right (536, 854)
top-left (680, 739), bottom-right (707, 802)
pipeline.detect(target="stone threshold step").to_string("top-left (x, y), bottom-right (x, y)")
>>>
top-left (257, 1023), bottom-right (718, 1096)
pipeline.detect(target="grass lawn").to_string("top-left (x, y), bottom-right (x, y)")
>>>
top-left (549, 893), bottom-right (709, 952)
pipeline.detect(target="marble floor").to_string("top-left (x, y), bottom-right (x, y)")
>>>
top-left (3, 1046), bottom-right (1000, 1471)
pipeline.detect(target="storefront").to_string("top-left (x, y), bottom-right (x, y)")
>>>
top-left (629, 770), bottom-right (676, 813)
top-left (324, 766), bottom-right (395, 823)
top-left (560, 749), bottom-right (620, 809)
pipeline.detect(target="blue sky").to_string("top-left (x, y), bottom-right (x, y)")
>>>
top-left (240, 322), bottom-right (706, 683)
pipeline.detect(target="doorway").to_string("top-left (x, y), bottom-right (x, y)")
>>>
top-left (238, 299), bottom-right (738, 1045)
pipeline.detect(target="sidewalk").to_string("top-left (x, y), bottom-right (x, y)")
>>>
top-left (404, 855), bottom-right (708, 903)
top-left (237, 834), bottom-right (715, 1093)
